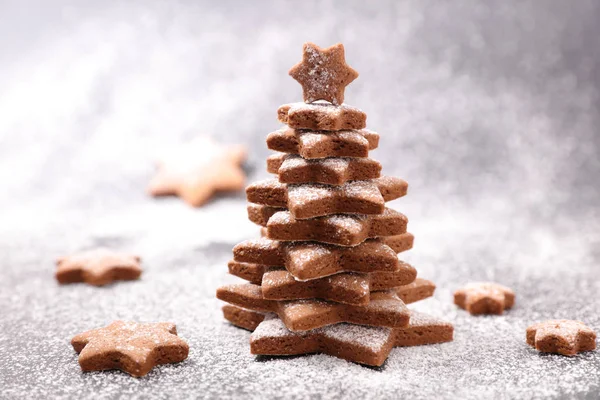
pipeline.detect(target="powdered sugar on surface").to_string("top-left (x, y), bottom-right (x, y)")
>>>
top-left (1, 1), bottom-right (600, 399)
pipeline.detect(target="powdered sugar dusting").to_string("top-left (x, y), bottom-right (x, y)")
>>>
top-left (251, 317), bottom-right (392, 353)
top-left (286, 101), bottom-right (364, 116)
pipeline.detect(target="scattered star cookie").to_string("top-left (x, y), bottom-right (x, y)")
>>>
top-left (289, 42), bottom-right (359, 105)
top-left (454, 282), bottom-right (515, 315)
top-left (56, 248), bottom-right (142, 286)
top-left (72, 321), bottom-right (189, 377)
top-left (527, 320), bottom-right (596, 356)
top-left (148, 137), bottom-right (247, 207)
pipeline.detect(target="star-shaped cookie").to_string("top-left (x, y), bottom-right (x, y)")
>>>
top-left (454, 282), bottom-right (515, 315)
top-left (148, 137), bottom-right (247, 207)
top-left (289, 42), bottom-right (359, 105)
top-left (72, 321), bottom-right (189, 377)
top-left (56, 248), bottom-right (142, 286)
top-left (527, 320), bottom-right (596, 356)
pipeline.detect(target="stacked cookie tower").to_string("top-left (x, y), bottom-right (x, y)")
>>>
top-left (217, 42), bottom-right (453, 366)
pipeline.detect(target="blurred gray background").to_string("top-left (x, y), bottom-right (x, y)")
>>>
top-left (0, 1), bottom-right (599, 399)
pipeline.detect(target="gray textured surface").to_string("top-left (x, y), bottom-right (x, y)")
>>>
top-left (1, 1), bottom-right (600, 399)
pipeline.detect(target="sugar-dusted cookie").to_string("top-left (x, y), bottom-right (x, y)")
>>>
top-left (148, 138), bottom-right (247, 207)
top-left (397, 278), bottom-right (436, 304)
top-left (265, 208), bottom-right (408, 246)
top-left (262, 270), bottom-right (433, 306)
top-left (247, 204), bottom-right (284, 227)
top-left (454, 282), bottom-right (515, 315)
top-left (227, 261), bottom-right (417, 295)
top-left (56, 248), bottom-right (141, 286)
top-left (247, 311), bottom-right (453, 367)
top-left (233, 235), bottom-right (413, 281)
top-left (289, 42), bottom-right (358, 105)
top-left (266, 128), bottom-right (379, 159)
top-left (221, 277), bottom-right (435, 330)
top-left (217, 284), bottom-right (410, 332)
top-left (222, 305), bottom-right (267, 332)
top-left (526, 320), bottom-right (596, 356)
top-left (267, 154), bottom-right (381, 185)
top-left (277, 102), bottom-right (366, 131)
top-left (246, 177), bottom-right (408, 219)
top-left (71, 321), bottom-right (189, 377)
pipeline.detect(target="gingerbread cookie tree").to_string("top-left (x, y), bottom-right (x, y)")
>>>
top-left (217, 42), bottom-right (453, 366)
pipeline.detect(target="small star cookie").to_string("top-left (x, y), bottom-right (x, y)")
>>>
top-left (56, 248), bottom-right (142, 286)
top-left (289, 42), bottom-right (359, 105)
top-left (72, 321), bottom-right (189, 377)
top-left (454, 282), bottom-right (515, 315)
top-left (148, 137), bottom-right (247, 207)
top-left (527, 320), bottom-right (596, 356)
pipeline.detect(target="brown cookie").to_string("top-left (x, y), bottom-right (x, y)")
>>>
top-left (277, 103), bottom-right (366, 131)
top-left (223, 278), bottom-right (440, 331)
top-left (247, 204), bottom-right (284, 227)
top-left (227, 260), bottom-right (266, 285)
top-left (217, 284), bottom-right (410, 332)
top-left (227, 261), bottom-right (417, 293)
top-left (266, 128), bottom-right (379, 159)
top-left (71, 321), bottom-right (189, 377)
top-left (526, 320), bottom-right (596, 356)
top-left (248, 311), bottom-right (453, 367)
top-left (222, 305), bottom-right (266, 332)
top-left (397, 278), bottom-right (436, 304)
top-left (267, 153), bottom-right (381, 186)
top-left (265, 208), bottom-right (408, 246)
top-left (454, 282), bottom-right (515, 315)
top-left (259, 228), bottom-right (415, 254)
top-left (246, 177), bottom-right (408, 219)
top-left (288, 42), bottom-right (358, 105)
top-left (233, 234), bottom-right (413, 281)
top-left (262, 270), bottom-right (433, 306)
top-left (56, 249), bottom-right (142, 287)
top-left (148, 138), bottom-right (247, 207)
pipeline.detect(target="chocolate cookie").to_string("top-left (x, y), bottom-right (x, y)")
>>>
top-left (265, 208), bottom-right (408, 246)
top-left (217, 284), bottom-right (410, 332)
top-left (248, 312), bottom-right (453, 367)
top-left (233, 235), bottom-right (413, 281)
top-left (71, 321), bottom-right (189, 377)
top-left (56, 249), bottom-right (142, 287)
top-left (246, 177), bottom-right (408, 219)
top-left (277, 102), bottom-right (366, 131)
top-left (288, 42), bottom-right (358, 105)
top-left (266, 128), bottom-right (379, 159)
top-left (267, 154), bottom-right (381, 185)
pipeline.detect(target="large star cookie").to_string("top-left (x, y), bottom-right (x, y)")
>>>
top-left (454, 282), bottom-right (515, 315)
top-left (246, 177), bottom-right (408, 219)
top-left (56, 248), bottom-right (142, 286)
top-left (217, 284), bottom-right (410, 332)
top-left (266, 128), bottom-right (379, 159)
top-left (527, 320), bottom-right (596, 356)
top-left (148, 138), bottom-right (247, 207)
top-left (71, 321), bottom-right (189, 377)
top-left (289, 42), bottom-right (359, 105)
top-left (232, 235), bottom-right (413, 280)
